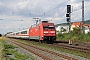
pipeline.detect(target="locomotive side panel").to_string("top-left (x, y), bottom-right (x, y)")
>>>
top-left (39, 23), bottom-right (44, 40)
top-left (29, 26), bottom-right (40, 39)
top-left (29, 21), bottom-right (56, 43)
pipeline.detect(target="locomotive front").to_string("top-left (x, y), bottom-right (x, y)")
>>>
top-left (41, 21), bottom-right (56, 43)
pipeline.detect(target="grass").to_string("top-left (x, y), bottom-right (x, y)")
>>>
top-left (0, 37), bottom-right (3, 40)
top-left (4, 49), bottom-right (17, 55)
top-left (0, 40), bottom-right (6, 60)
top-left (3, 40), bottom-right (35, 60)
top-left (57, 32), bottom-right (90, 43)
top-left (14, 52), bottom-right (29, 60)
top-left (4, 44), bottom-right (17, 49)
top-left (30, 56), bottom-right (35, 60)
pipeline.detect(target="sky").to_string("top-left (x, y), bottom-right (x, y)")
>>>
top-left (0, 0), bottom-right (90, 34)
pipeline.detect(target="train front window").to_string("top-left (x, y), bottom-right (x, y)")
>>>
top-left (43, 26), bottom-right (48, 29)
top-left (43, 26), bottom-right (55, 29)
top-left (48, 26), bottom-right (55, 29)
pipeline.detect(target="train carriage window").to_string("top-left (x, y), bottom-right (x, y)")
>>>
top-left (13, 34), bottom-right (15, 35)
top-left (16, 33), bottom-right (19, 35)
top-left (21, 31), bottom-right (27, 34)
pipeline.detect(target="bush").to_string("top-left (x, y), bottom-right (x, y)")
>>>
top-left (15, 52), bottom-right (29, 60)
top-left (57, 28), bottom-right (90, 42)
top-left (57, 33), bottom-right (64, 40)
top-left (4, 44), bottom-right (16, 49)
top-left (4, 49), bottom-right (14, 55)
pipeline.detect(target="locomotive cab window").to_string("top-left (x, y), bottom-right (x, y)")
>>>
top-left (43, 26), bottom-right (55, 29)
top-left (43, 26), bottom-right (48, 29)
top-left (48, 26), bottom-right (55, 29)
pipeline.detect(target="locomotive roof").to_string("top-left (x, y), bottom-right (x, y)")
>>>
top-left (41, 21), bottom-right (48, 23)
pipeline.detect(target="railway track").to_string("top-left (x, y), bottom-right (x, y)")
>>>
top-left (52, 42), bottom-right (90, 53)
top-left (4, 38), bottom-right (78, 60)
top-left (23, 40), bottom-right (90, 53)
top-left (6, 37), bottom-right (90, 53)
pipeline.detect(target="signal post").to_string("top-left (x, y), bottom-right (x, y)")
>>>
top-left (66, 5), bottom-right (72, 45)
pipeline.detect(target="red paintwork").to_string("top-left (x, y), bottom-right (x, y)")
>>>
top-left (29, 21), bottom-right (56, 40)
top-left (29, 27), bottom-right (39, 36)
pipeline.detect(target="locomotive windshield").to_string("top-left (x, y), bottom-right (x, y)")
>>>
top-left (43, 26), bottom-right (55, 29)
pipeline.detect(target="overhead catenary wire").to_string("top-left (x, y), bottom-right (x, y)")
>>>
top-left (46, 0), bottom-right (69, 13)
top-left (69, 1), bottom-right (90, 23)
top-left (11, 0), bottom-right (70, 18)
top-left (11, 0), bottom-right (90, 20)
top-left (18, 0), bottom-right (32, 16)
top-left (40, 0), bottom-right (69, 17)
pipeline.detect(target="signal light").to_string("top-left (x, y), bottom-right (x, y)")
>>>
top-left (67, 17), bottom-right (70, 22)
top-left (67, 5), bottom-right (71, 13)
top-left (66, 13), bottom-right (70, 17)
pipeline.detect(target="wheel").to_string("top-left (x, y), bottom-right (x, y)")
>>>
top-left (46, 39), bottom-right (49, 44)
top-left (50, 40), bottom-right (54, 44)
top-left (43, 40), bottom-right (46, 43)
top-left (39, 40), bottom-right (43, 43)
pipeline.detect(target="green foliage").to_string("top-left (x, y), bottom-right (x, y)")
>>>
top-left (4, 44), bottom-right (16, 49)
top-left (3, 41), bottom-right (30, 60)
top-left (57, 33), bottom-right (64, 38)
top-left (4, 49), bottom-right (14, 55)
top-left (57, 27), bottom-right (90, 42)
top-left (30, 56), bottom-right (35, 60)
top-left (9, 58), bottom-right (15, 60)
top-left (56, 30), bottom-right (59, 32)
top-left (57, 33), bottom-right (70, 40)
top-left (70, 27), bottom-right (82, 36)
top-left (3, 41), bottom-right (17, 49)
top-left (15, 52), bottom-right (29, 60)
top-left (83, 33), bottom-right (90, 42)
top-left (3, 41), bottom-right (17, 58)
top-left (57, 33), bottom-right (64, 40)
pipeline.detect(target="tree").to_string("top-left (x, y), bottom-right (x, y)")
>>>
top-left (71, 27), bottom-right (82, 35)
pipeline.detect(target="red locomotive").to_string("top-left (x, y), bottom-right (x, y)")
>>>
top-left (7, 21), bottom-right (56, 43)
